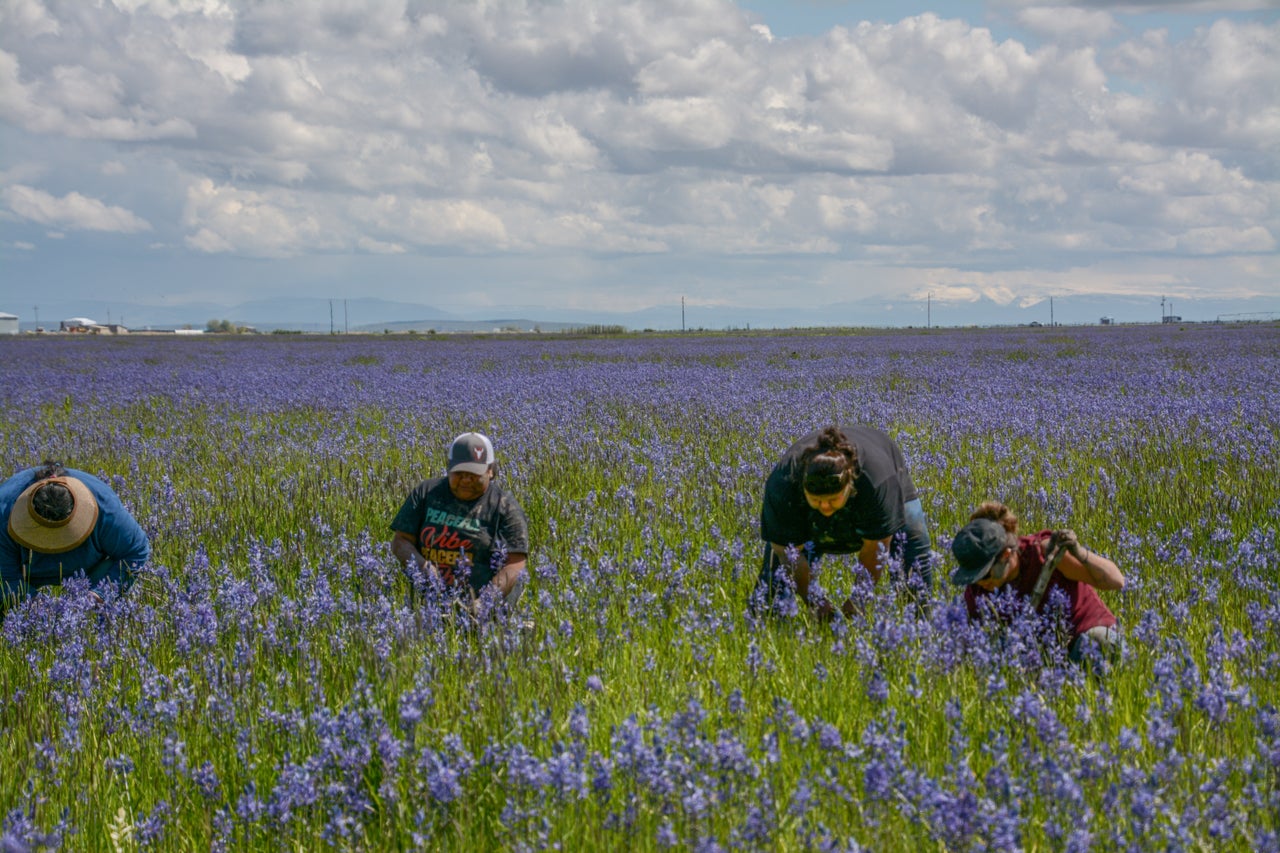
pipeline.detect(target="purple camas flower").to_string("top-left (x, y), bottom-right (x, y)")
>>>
top-left (398, 680), bottom-right (434, 735)
top-left (568, 704), bottom-right (591, 740)
top-left (420, 750), bottom-right (464, 805)
top-left (235, 782), bottom-right (266, 825)
top-left (190, 761), bottom-right (222, 802)
top-left (866, 672), bottom-right (889, 703)
top-left (105, 755), bottom-right (135, 777)
top-left (1, 327), bottom-right (1276, 848)
top-left (135, 800), bottom-right (170, 847)
top-left (589, 753), bottom-right (614, 799)
top-left (789, 777), bottom-right (814, 818)
top-left (816, 723), bottom-right (844, 754)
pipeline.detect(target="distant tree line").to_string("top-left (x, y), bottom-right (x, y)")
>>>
top-left (205, 318), bottom-right (255, 334)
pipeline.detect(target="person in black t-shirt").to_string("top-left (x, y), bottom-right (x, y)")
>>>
top-left (391, 432), bottom-right (529, 611)
top-left (751, 425), bottom-right (933, 618)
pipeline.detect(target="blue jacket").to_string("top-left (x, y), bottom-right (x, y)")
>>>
top-left (0, 468), bottom-right (150, 603)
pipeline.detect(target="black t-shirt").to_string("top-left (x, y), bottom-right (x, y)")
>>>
top-left (391, 477), bottom-right (529, 592)
top-left (760, 426), bottom-right (918, 553)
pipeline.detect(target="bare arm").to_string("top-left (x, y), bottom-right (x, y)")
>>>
top-left (492, 553), bottom-right (527, 598)
top-left (770, 542), bottom-right (813, 599)
top-left (771, 542), bottom-right (852, 619)
top-left (391, 532), bottom-right (440, 581)
top-left (857, 536), bottom-right (892, 585)
top-left (1057, 540), bottom-right (1125, 591)
top-left (1050, 529), bottom-right (1124, 591)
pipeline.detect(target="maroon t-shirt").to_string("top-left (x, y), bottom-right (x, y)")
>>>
top-left (964, 531), bottom-right (1115, 637)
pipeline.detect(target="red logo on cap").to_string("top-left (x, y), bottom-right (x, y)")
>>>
top-left (472, 445), bottom-right (485, 462)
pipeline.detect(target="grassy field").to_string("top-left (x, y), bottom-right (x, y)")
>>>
top-left (1, 324), bottom-right (1277, 851)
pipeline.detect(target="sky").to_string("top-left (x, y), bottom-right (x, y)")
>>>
top-left (1, 0), bottom-right (1278, 328)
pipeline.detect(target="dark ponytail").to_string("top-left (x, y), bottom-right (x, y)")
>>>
top-left (802, 427), bottom-right (859, 495)
top-left (31, 460), bottom-right (73, 522)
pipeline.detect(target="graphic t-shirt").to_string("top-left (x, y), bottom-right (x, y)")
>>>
top-left (760, 426), bottom-right (919, 554)
top-left (391, 477), bottom-right (529, 593)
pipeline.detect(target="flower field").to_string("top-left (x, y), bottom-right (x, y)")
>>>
top-left (1, 323), bottom-right (1277, 851)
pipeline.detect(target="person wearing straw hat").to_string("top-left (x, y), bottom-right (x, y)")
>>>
top-left (951, 501), bottom-right (1124, 663)
top-left (391, 432), bottom-right (529, 616)
top-left (0, 460), bottom-right (150, 606)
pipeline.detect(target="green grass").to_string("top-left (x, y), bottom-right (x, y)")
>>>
top-left (0, 327), bottom-right (1277, 850)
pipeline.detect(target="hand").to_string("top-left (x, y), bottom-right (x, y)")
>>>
top-left (408, 560), bottom-right (442, 588)
top-left (450, 596), bottom-right (480, 628)
top-left (811, 598), bottom-right (837, 622)
top-left (1052, 529), bottom-right (1081, 557)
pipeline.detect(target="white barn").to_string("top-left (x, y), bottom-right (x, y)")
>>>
top-left (60, 317), bottom-right (99, 331)
top-left (0, 312), bottom-right (18, 335)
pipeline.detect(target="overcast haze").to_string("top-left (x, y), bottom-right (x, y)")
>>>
top-left (1, 0), bottom-right (1277, 329)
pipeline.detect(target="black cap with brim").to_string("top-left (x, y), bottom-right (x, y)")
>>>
top-left (448, 432), bottom-right (495, 476)
top-left (950, 518), bottom-right (1008, 586)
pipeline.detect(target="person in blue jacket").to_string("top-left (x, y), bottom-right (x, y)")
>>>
top-left (0, 460), bottom-right (150, 606)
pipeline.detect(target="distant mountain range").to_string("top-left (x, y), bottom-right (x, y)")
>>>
top-left (4, 294), bottom-right (1276, 332)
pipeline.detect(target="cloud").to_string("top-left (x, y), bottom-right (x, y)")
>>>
top-left (355, 236), bottom-right (405, 254)
top-left (1108, 19), bottom-right (1280, 148)
top-left (0, 0), bottom-right (1275, 313)
top-left (183, 179), bottom-right (334, 257)
top-left (1176, 225), bottom-right (1275, 254)
top-left (2, 185), bottom-right (150, 232)
top-left (1015, 6), bottom-right (1116, 42)
top-left (1039, 1), bottom-right (1277, 10)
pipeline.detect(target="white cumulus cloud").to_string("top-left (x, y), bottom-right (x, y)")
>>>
top-left (0, 0), bottom-right (1275, 314)
top-left (2, 184), bottom-right (150, 232)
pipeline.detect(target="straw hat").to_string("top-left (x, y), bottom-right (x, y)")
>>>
top-left (7, 476), bottom-right (99, 554)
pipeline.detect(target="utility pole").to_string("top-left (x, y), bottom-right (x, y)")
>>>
top-left (927, 292), bottom-right (931, 330)
top-left (1161, 296), bottom-right (1166, 322)
top-left (344, 299), bottom-right (349, 334)
top-left (33, 305), bottom-right (39, 332)
top-left (681, 296), bottom-right (685, 332)
top-left (329, 299), bottom-right (335, 334)
top-left (1050, 296), bottom-right (1054, 327)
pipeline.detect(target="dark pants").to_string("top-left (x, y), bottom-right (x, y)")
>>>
top-left (749, 497), bottom-right (934, 613)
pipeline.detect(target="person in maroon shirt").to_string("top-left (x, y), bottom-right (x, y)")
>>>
top-left (950, 501), bottom-right (1124, 663)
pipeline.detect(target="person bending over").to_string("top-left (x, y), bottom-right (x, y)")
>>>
top-left (752, 425), bottom-right (933, 618)
top-left (0, 460), bottom-right (150, 607)
top-left (951, 501), bottom-right (1124, 663)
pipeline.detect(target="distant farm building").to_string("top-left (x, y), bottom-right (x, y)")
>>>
top-left (0, 312), bottom-right (18, 335)
top-left (1100, 316), bottom-right (1114, 325)
top-left (58, 317), bottom-right (128, 334)
top-left (1162, 315), bottom-right (1183, 324)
